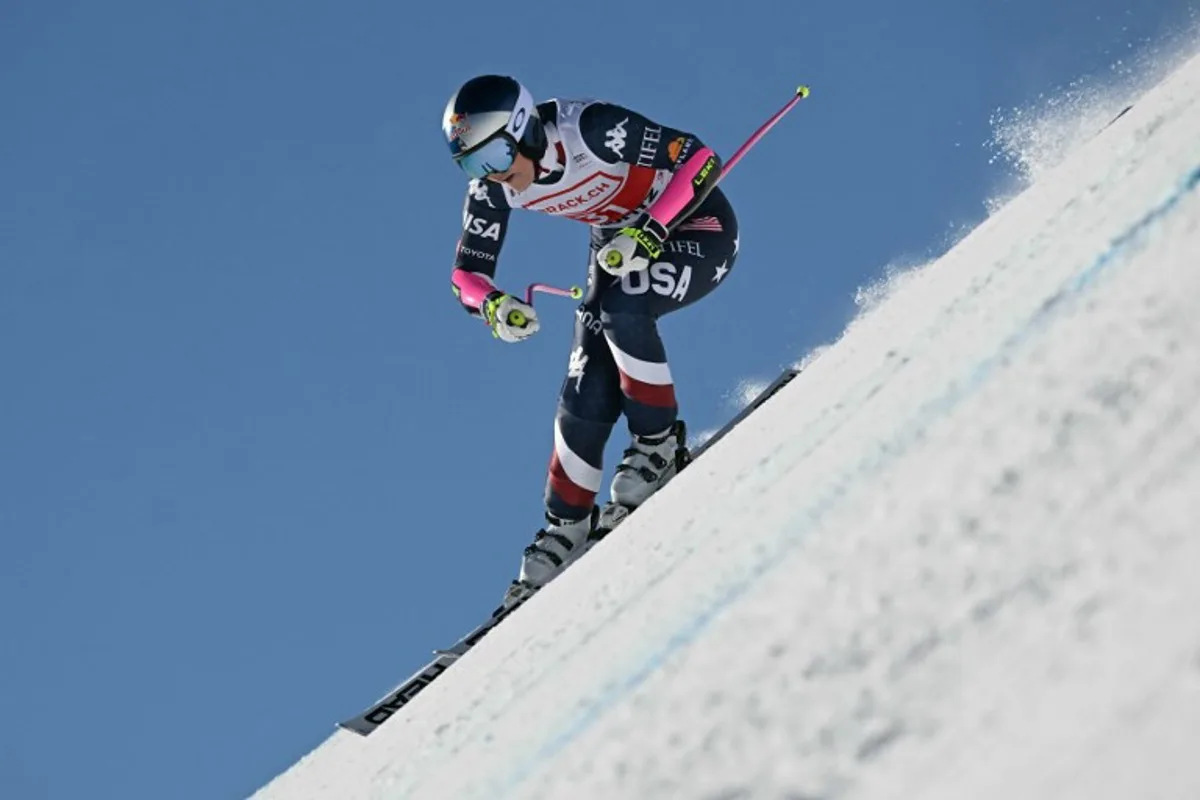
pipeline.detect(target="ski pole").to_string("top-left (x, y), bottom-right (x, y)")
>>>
top-left (715, 84), bottom-right (810, 184)
top-left (496, 282), bottom-right (582, 331)
top-left (525, 282), bottom-right (584, 304)
top-left (529, 85), bottom-right (810, 304)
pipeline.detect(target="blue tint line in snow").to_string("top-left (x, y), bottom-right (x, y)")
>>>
top-left (498, 165), bottom-right (1200, 799)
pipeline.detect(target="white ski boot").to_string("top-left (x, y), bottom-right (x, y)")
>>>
top-left (501, 508), bottom-right (597, 609)
top-left (596, 420), bottom-right (690, 535)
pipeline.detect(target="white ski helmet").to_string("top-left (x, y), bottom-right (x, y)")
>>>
top-left (443, 75), bottom-right (546, 175)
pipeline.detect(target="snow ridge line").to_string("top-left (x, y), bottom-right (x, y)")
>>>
top-left (494, 164), bottom-right (1200, 798)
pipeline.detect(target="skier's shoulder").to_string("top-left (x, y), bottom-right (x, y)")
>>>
top-left (464, 176), bottom-right (511, 213)
top-left (556, 98), bottom-right (651, 163)
top-left (536, 96), bottom-right (607, 129)
top-left (575, 97), bottom-right (640, 135)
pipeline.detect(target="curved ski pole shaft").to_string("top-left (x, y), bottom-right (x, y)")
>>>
top-left (524, 282), bottom-right (584, 305)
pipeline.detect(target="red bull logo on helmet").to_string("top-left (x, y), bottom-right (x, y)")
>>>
top-left (447, 112), bottom-right (471, 155)
top-left (448, 113), bottom-right (471, 139)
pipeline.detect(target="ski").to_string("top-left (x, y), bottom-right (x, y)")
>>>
top-left (688, 366), bottom-right (801, 461)
top-left (336, 590), bottom-right (536, 735)
top-left (337, 366), bottom-right (802, 736)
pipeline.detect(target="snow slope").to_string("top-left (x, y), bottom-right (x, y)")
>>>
top-left (254, 52), bottom-right (1200, 800)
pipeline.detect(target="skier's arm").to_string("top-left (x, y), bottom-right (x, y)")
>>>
top-left (451, 179), bottom-right (511, 318)
top-left (449, 179), bottom-right (539, 343)
top-left (580, 102), bottom-right (722, 240)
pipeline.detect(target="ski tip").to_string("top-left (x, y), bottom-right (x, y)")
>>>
top-left (796, 85), bottom-right (811, 98)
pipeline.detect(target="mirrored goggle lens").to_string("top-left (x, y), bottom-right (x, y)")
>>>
top-left (455, 135), bottom-right (517, 180)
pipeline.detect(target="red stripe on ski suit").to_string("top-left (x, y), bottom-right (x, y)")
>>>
top-left (604, 164), bottom-right (657, 222)
top-left (618, 370), bottom-right (677, 409)
top-left (548, 451), bottom-right (597, 509)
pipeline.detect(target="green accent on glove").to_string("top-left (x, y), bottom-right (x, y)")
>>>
top-left (622, 226), bottom-right (664, 260)
top-left (481, 292), bottom-right (506, 326)
top-left (481, 291), bottom-right (533, 339)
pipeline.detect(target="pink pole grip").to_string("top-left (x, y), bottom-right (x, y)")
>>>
top-left (645, 146), bottom-right (717, 228)
top-left (648, 86), bottom-right (808, 226)
top-left (451, 268), bottom-right (496, 310)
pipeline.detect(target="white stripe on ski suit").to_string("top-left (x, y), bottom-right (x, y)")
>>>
top-left (604, 332), bottom-right (674, 385)
top-left (554, 418), bottom-right (603, 491)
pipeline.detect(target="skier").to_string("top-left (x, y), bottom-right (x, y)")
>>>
top-left (442, 74), bottom-right (740, 608)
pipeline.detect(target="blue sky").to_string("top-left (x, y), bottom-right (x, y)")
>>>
top-left (1, 1), bottom-right (1195, 797)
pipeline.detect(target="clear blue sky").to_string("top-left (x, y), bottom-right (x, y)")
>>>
top-left (1, 2), bottom-right (1194, 797)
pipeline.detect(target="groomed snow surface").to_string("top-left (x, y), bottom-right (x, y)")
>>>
top-left (255, 52), bottom-right (1200, 800)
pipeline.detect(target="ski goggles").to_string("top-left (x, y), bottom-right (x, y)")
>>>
top-left (454, 133), bottom-right (518, 180)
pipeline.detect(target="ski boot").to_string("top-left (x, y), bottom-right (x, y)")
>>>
top-left (500, 507), bottom-right (598, 611)
top-left (593, 419), bottom-right (691, 539)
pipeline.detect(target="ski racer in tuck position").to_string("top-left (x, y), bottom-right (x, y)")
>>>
top-left (443, 74), bottom-right (739, 609)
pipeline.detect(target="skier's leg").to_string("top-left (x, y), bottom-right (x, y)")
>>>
top-left (598, 205), bottom-right (740, 510)
top-left (503, 291), bottom-right (623, 606)
top-left (543, 307), bottom-right (622, 521)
